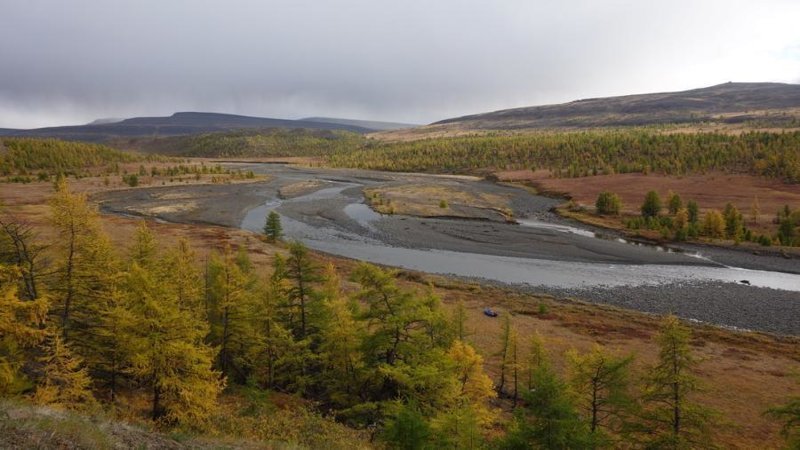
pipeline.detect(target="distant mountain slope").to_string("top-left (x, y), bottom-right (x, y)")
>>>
top-left (0, 112), bottom-right (375, 142)
top-left (301, 116), bottom-right (417, 131)
top-left (117, 127), bottom-right (366, 158)
top-left (434, 82), bottom-right (800, 130)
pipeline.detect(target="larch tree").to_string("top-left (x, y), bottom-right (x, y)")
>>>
top-left (163, 238), bottom-right (204, 319)
top-left (0, 212), bottom-right (47, 301)
top-left (0, 265), bottom-right (48, 395)
top-left (285, 241), bottom-right (323, 341)
top-left (502, 362), bottom-right (589, 450)
top-left (525, 332), bottom-right (547, 392)
top-left (566, 344), bottom-right (635, 447)
top-left (723, 203), bottom-right (744, 241)
top-left (641, 191), bottom-right (662, 218)
top-left (48, 180), bottom-right (117, 345)
top-left (92, 286), bottom-right (136, 403)
top-left (766, 377), bottom-right (800, 449)
top-left (431, 340), bottom-right (497, 449)
top-left (33, 333), bottom-right (97, 411)
top-left (702, 210), bottom-right (725, 239)
top-left (124, 252), bottom-right (223, 424)
top-left (595, 191), bottom-right (622, 216)
top-left (451, 299), bottom-right (469, 342)
top-left (497, 312), bottom-right (513, 396)
top-left (351, 262), bottom-right (426, 368)
top-left (318, 263), bottom-right (365, 408)
top-left (686, 200), bottom-right (700, 225)
top-left (206, 246), bottom-right (258, 382)
top-left (667, 191), bottom-right (683, 215)
top-left (250, 253), bottom-right (293, 390)
top-left (446, 340), bottom-right (496, 424)
top-left (507, 327), bottom-right (520, 406)
top-left (750, 195), bottom-right (761, 224)
top-left (131, 220), bottom-right (157, 268)
top-left (351, 262), bottom-right (454, 413)
top-left (640, 315), bottom-right (715, 449)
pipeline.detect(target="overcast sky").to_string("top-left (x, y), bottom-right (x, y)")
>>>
top-left (1, 0), bottom-right (799, 128)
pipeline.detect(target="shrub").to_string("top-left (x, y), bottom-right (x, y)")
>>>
top-left (667, 191), bottom-right (683, 215)
top-left (122, 174), bottom-right (139, 187)
top-left (703, 210), bottom-right (725, 239)
top-left (723, 203), bottom-right (744, 240)
top-left (641, 191), bottom-right (661, 218)
top-left (687, 200), bottom-right (699, 224)
top-left (595, 191), bottom-right (622, 215)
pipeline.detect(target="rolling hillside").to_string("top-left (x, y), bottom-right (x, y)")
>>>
top-left (301, 116), bottom-right (417, 131)
top-left (432, 82), bottom-right (800, 130)
top-left (0, 112), bottom-right (378, 142)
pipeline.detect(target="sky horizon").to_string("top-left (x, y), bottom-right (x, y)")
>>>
top-left (2, 0), bottom-right (800, 129)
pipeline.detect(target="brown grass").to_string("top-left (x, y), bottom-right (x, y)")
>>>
top-left (495, 170), bottom-right (800, 237)
top-left (364, 184), bottom-right (513, 219)
top-left (3, 175), bottom-right (799, 449)
top-left (369, 122), bottom-right (800, 143)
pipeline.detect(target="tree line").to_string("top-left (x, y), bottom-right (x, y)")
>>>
top-left (327, 130), bottom-right (800, 183)
top-left (123, 128), bottom-right (367, 158)
top-left (594, 189), bottom-right (800, 247)
top-left (0, 138), bottom-right (154, 179)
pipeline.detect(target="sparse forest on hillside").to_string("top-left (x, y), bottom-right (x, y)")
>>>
top-left (114, 127), bottom-right (800, 184)
top-left (328, 130), bottom-right (800, 182)
top-left (0, 138), bottom-right (140, 175)
top-left (120, 128), bottom-right (367, 158)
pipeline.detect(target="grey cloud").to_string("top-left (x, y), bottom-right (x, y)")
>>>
top-left (1, 0), bottom-right (799, 128)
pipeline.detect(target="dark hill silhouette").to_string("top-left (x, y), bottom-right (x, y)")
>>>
top-left (300, 117), bottom-right (417, 131)
top-left (434, 82), bottom-right (800, 129)
top-left (0, 112), bottom-right (375, 142)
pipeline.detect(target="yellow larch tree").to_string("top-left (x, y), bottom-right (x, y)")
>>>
top-left (0, 265), bottom-right (48, 395)
top-left (48, 179), bottom-right (117, 345)
top-left (33, 333), bottom-right (97, 410)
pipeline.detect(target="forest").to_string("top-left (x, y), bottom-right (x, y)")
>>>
top-left (115, 128), bottom-right (800, 183)
top-left (0, 138), bottom-right (151, 179)
top-left (118, 128), bottom-right (367, 158)
top-left (19, 129), bottom-right (800, 186)
top-left (1, 181), bottom-right (798, 449)
top-left (327, 130), bottom-right (800, 182)
top-left (590, 190), bottom-right (800, 247)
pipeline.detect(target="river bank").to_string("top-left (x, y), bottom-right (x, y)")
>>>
top-left (94, 163), bottom-right (800, 335)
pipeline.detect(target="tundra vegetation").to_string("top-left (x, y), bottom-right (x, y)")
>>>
top-left (112, 128), bottom-right (800, 245)
top-left (1, 135), bottom-right (799, 447)
top-left (0, 138), bottom-right (255, 185)
top-left (119, 128), bottom-right (800, 184)
top-left (327, 130), bottom-right (800, 182)
top-left (0, 180), bottom-right (798, 448)
top-left (589, 189), bottom-right (800, 246)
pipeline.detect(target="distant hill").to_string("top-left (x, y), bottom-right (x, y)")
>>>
top-left (300, 117), bottom-right (417, 131)
top-left (114, 127), bottom-right (367, 158)
top-left (433, 82), bottom-right (800, 130)
top-left (86, 117), bottom-right (124, 125)
top-left (0, 112), bottom-right (377, 142)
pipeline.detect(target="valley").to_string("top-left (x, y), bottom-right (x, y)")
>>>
top-left (3, 82), bottom-right (800, 449)
top-left (95, 163), bottom-right (800, 335)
